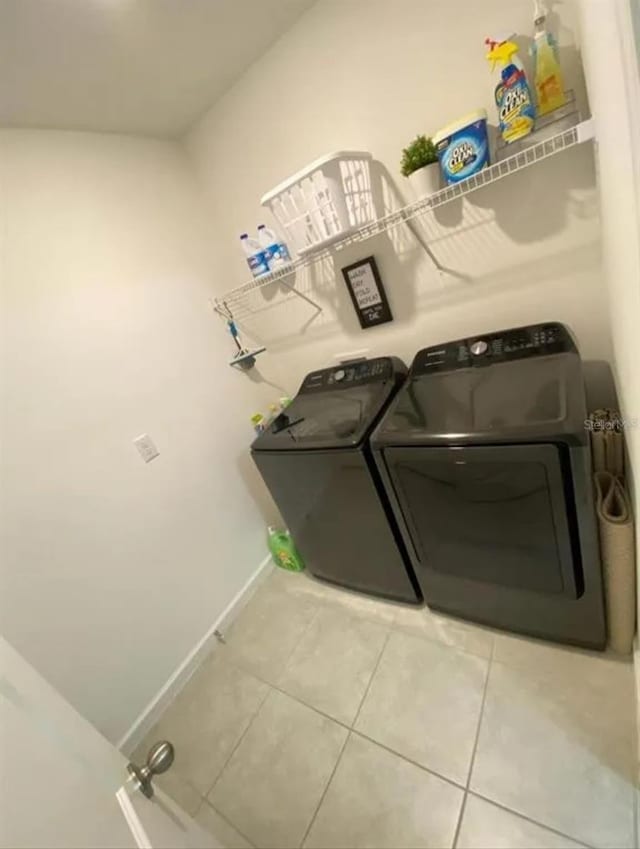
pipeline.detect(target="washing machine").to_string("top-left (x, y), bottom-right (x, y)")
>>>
top-left (251, 357), bottom-right (421, 604)
top-left (371, 323), bottom-right (606, 648)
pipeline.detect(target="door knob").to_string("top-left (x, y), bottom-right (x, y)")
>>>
top-left (127, 741), bottom-right (175, 799)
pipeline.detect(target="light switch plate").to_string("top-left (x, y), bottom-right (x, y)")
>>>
top-left (133, 433), bottom-right (160, 463)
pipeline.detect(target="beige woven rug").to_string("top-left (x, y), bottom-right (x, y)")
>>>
top-left (589, 410), bottom-right (636, 654)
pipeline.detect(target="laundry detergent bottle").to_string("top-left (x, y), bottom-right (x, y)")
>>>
top-left (531, 0), bottom-right (566, 115)
top-left (486, 36), bottom-right (535, 143)
top-left (267, 527), bottom-right (305, 572)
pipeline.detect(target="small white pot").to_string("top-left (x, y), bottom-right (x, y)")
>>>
top-left (407, 161), bottom-right (441, 199)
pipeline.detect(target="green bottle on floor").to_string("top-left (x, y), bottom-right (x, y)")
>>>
top-left (268, 527), bottom-right (305, 572)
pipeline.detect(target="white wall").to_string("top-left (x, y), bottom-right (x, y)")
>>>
top-left (186, 0), bottom-right (614, 401)
top-left (579, 0), bottom-right (640, 601)
top-left (0, 130), bottom-right (283, 743)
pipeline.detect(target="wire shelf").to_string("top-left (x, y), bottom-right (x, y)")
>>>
top-left (213, 119), bottom-right (595, 319)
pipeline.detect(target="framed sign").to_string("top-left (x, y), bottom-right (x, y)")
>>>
top-left (341, 256), bottom-right (393, 329)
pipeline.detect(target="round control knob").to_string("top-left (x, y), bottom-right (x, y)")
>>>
top-left (470, 340), bottom-right (488, 356)
top-left (334, 369), bottom-right (346, 382)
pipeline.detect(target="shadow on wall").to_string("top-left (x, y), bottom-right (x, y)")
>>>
top-left (583, 361), bottom-right (620, 413)
top-left (468, 139), bottom-right (596, 244)
top-left (241, 364), bottom-right (288, 394)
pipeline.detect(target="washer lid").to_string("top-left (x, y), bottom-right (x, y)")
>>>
top-left (373, 323), bottom-right (588, 446)
top-left (252, 357), bottom-right (405, 451)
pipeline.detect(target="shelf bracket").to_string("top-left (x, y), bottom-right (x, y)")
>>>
top-left (404, 217), bottom-right (471, 283)
top-left (211, 272), bottom-right (323, 340)
top-left (576, 117), bottom-right (595, 143)
top-left (276, 275), bottom-right (323, 316)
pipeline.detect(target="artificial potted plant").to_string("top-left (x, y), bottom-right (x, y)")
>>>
top-left (401, 134), bottom-right (440, 198)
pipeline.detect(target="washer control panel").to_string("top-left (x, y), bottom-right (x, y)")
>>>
top-left (301, 357), bottom-right (393, 392)
top-left (412, 323), bottom-right (575, 376)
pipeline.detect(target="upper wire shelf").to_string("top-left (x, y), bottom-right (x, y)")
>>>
top-left (213, 118), bottom-right (595, 318)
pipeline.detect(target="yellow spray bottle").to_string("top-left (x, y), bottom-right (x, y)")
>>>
top-left (485, 36), bottom-right (535, 143)
top-left (532, 0), bottom-right (566, 115)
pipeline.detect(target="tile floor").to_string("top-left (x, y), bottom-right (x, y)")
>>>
top-left (135, 568), bottom-right (637, 849)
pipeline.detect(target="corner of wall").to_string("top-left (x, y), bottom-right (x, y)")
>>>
top-left (118, 555), bottom-right (274, 755)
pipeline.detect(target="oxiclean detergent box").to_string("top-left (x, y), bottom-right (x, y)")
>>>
top-left (433, 110), bottom-right (490, 185)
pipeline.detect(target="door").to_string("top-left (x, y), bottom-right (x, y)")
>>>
top-left (0, 637), bottom-right (220, 849)
top-left (383, 443), bottom-right (580, 597)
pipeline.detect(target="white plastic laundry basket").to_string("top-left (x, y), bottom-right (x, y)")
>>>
top-left (260, 151), bottom-right (376, 256)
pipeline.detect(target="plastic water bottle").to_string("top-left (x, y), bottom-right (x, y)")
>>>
top-left (257, 224), bottom-right (291, 270)
top-left (240, 233), bottom-right (269, 278)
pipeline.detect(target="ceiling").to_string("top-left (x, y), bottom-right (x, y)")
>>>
top-left (0, 0), bottom-right (313, 137)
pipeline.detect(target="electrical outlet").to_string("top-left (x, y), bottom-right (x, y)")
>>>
top-left (133, 434), bottom-right (160, 463)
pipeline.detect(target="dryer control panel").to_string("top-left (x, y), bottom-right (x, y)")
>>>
top-left (412, 323), bottom-right (576, 376)
top-left (300, 357), bottom-right (395, 393)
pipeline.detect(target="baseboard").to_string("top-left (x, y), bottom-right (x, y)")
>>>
top-left (634, 637), bottom-right (640, 847)
top-left (117, 555), bottom-right (274, 755)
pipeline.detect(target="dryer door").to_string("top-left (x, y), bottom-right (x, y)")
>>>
top-left (384, 443), bottom-right (579, 597)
